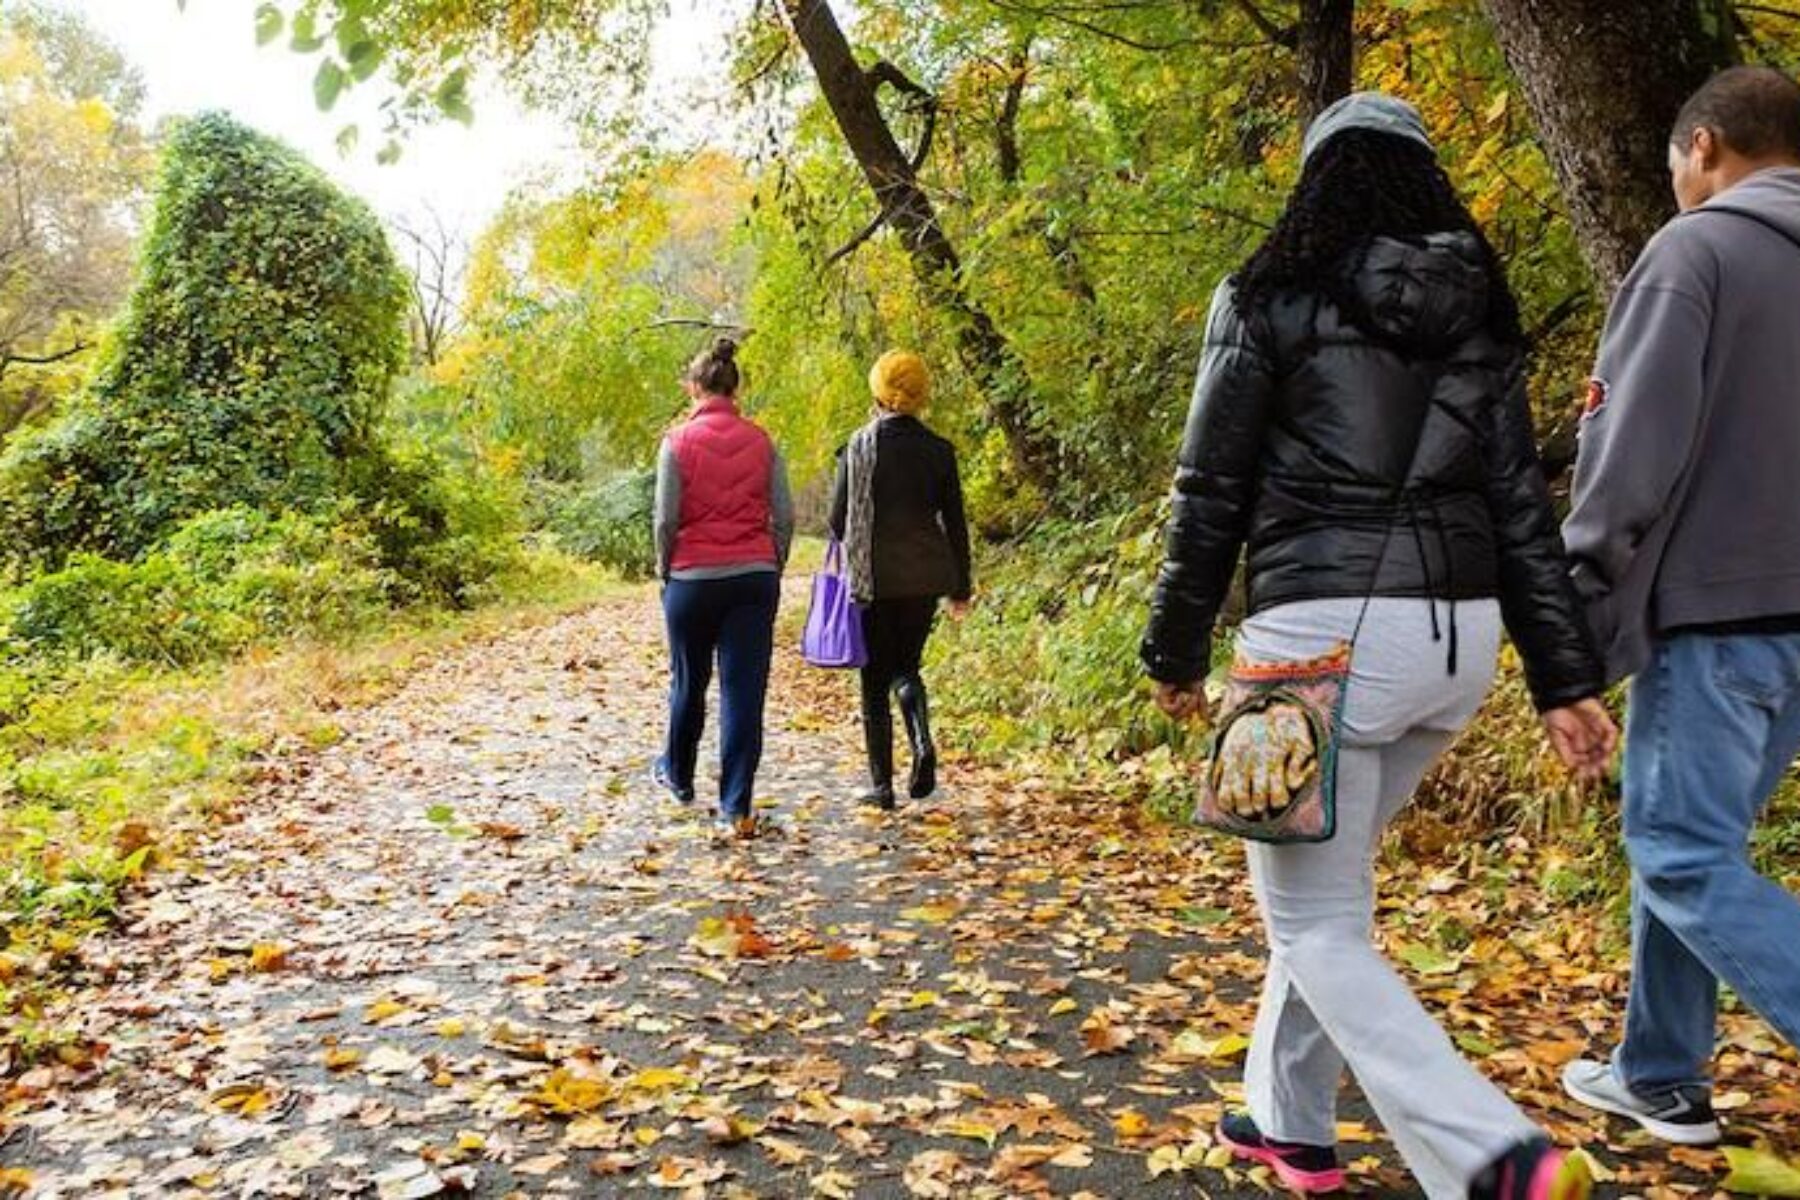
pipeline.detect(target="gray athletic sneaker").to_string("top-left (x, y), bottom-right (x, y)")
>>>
top-left (1561, 1059), bottom-right (1721, 1145)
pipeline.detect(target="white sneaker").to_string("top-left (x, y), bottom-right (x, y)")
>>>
top-left (1561, 1059), bottom-right (1721, 1145)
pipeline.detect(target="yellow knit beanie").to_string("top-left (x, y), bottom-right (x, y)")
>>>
top-left (869, 350), bottom-right (930, 416)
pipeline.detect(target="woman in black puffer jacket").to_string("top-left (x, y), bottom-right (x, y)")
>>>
top-left (1142, 95), bottom-right (1615, 1200)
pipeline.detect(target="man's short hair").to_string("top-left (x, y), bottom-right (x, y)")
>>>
top-left (1672, 66), bottom-right (1800, 158)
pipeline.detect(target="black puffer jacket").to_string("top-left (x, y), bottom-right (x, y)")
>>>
top-left (1141, 233), bottom-right (1602, 712)
top-left (828, 415), bottom-right (973, 601)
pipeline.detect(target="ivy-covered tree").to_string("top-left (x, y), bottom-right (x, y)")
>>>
top-left (0, 112), bottom-right (414, 569)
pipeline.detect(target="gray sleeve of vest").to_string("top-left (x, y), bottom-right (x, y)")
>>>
top-left (769, 448), bottom-right (796, 570)
top-left (653, 439), bottom-right (680, 581)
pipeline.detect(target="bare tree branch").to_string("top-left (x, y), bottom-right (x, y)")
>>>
top-left (980, 0), bottom-right (1267, 50)
top-left (1737, 1), bottom-right (1800, 21)
top-left (1230, 0), bottom-right (1299, 46)
top-left (2, 341), bottom-right (90, 368)
top-left (391, 206), bottom-right (466, 367)
top-left (823, 209), bottom-right (889, 266)
top-left (638, 318), bottom-right (753, 334)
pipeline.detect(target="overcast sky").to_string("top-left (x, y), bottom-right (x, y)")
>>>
top-left (60, 0), bottom-right (742, 241)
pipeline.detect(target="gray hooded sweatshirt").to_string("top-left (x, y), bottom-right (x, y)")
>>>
top-left (1564, 167), bottom-right (1800, 682)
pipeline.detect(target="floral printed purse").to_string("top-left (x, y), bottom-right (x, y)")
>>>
top-left (1193, 644), bottom-right (1352, 844)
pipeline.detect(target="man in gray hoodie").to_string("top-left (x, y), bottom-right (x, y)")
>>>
top-left (1560, 66), bottom-right (1800, 1147)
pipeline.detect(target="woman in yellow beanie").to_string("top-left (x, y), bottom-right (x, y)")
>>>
top-left (827, 350), bottom-right (972, 810)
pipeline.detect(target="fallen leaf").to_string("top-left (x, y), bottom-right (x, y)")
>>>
top-left (515, 1152), bottom-right (568, 1177)
top-left (1723, 1146), bottom-right (1800, 1196)
top-left (206, 1082), bottom-right (276, 1117)
top-left (364, 1045), bottom-right (421, 1076)
top-left (324, 1047), bottom-right (362, 1072)
top-left (249, 942), bottom-right (288, 972)
top-left (1114, 1110), bottom-right (1152, 1139)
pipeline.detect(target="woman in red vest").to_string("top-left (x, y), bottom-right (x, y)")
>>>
top-left (651, 339), bottom-right (794, 837)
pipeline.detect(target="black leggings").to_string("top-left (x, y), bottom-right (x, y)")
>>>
top-left (859, 597), bottom-right (938, 780)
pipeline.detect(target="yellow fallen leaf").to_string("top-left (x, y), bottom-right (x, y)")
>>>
top-left (1048, 997), bottom-right (1079, 1016)
top-left (1114, 1110), bottom-right (1152, 1139)
top-left (906, 990), bottom-right (941, 1010)
top-left (533, 1068), bottom-right (614, 1115)
top-left (1147, 1145), bottom-right (1185, 1179)
top-left (323, 1048), bottom-right (362, 1072)
top-left (627, 1067), bottom-right (693, 1094)
top-left (207, 1082), bottom-right (275, 1117)
top-left (939, 1119), bottom-right (999, 1147)
top-left (899, 901), bottom-right (959, 925)
top-left (249, 943), bottom-right (288, 973)
top-left (757, 1135), bottom-right (811, 1167)
top-left (365, 999), bottom-right (409, 1024)
top-left (1723, 1146), bottom-right (1800, 1196)
top-left (435, 1017), bottom-right (466, 1038)
top-left (1170, 1028), bottom-right (1250, 1062)
top-left (691, 917), bottom-right (741, 959)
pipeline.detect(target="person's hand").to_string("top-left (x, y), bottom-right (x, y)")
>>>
top-left (1542, 697), bottom-right (1619, 782)
top-left (948, 597), bottom-right (973, 620)
top-left (1154, 681), bottom-right (1208, 723)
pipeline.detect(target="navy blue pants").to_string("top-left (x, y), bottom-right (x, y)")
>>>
top-left (660, 573), bottom-right (779, 818)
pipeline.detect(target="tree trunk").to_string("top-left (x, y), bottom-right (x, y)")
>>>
top-left (1481, 0), bottom-right (1737, 291)
top-left (995, 47), bottom-right (1098, 307)
top-left (1295, 0), bottom-right (1355, 124)
top-left (781, 0), bottom-right (1061, 495)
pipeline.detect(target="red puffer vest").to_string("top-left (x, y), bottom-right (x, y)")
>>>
top-left (669, 398), bottom-right (776, 572)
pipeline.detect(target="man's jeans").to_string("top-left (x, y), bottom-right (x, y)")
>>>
top-left (1618, 631), bottom-right (1800, 1093)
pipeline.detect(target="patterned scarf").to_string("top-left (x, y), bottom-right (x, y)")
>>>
top-left (844, 416), bottom-right (885, 604)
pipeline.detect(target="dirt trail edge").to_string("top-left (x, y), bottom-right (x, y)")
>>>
top-left (4, 585), bottom-right (1783, 1198)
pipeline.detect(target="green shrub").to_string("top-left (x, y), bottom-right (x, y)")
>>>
top-left (0, 111), bottom-right (412, 570)
top-left (541, 471), bottom-right (657, 580)
top-left (1, 507), bottom-right (393, 665)
top-left (932, 507), bottom-right (1207, 765)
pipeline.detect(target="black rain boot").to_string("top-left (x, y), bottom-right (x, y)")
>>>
top-left (860, 691), bottom-right (897, 811)
top-left (896, 675), bottom-right (937, 800)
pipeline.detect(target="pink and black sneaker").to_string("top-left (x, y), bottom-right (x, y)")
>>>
top-left (1470, 1138), bottom-right (1593, 1200)
top-left (1218, 1113), bottom-right (1347, 1194)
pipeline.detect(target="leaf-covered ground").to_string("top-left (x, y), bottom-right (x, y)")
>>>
top-left (3, 585), bottom-right (1795, 1198)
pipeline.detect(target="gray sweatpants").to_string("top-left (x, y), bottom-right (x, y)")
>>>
top-left (1235, 598), bottom-right (1538, 1200)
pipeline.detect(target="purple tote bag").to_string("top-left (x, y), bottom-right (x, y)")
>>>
top-left (801, 539), bottom-right (867, 669)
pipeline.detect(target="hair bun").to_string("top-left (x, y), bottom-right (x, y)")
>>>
top-left (711, 336), bottom-right (738, 363)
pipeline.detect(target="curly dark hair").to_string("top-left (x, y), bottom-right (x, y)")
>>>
top-left (1235, 130), bottom-right (1524, 346)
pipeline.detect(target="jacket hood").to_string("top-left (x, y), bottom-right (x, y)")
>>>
top-left (1703, 166), bottom-right (1800, 243)
top-left (1344, 232), bottom-right (1490, 353)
